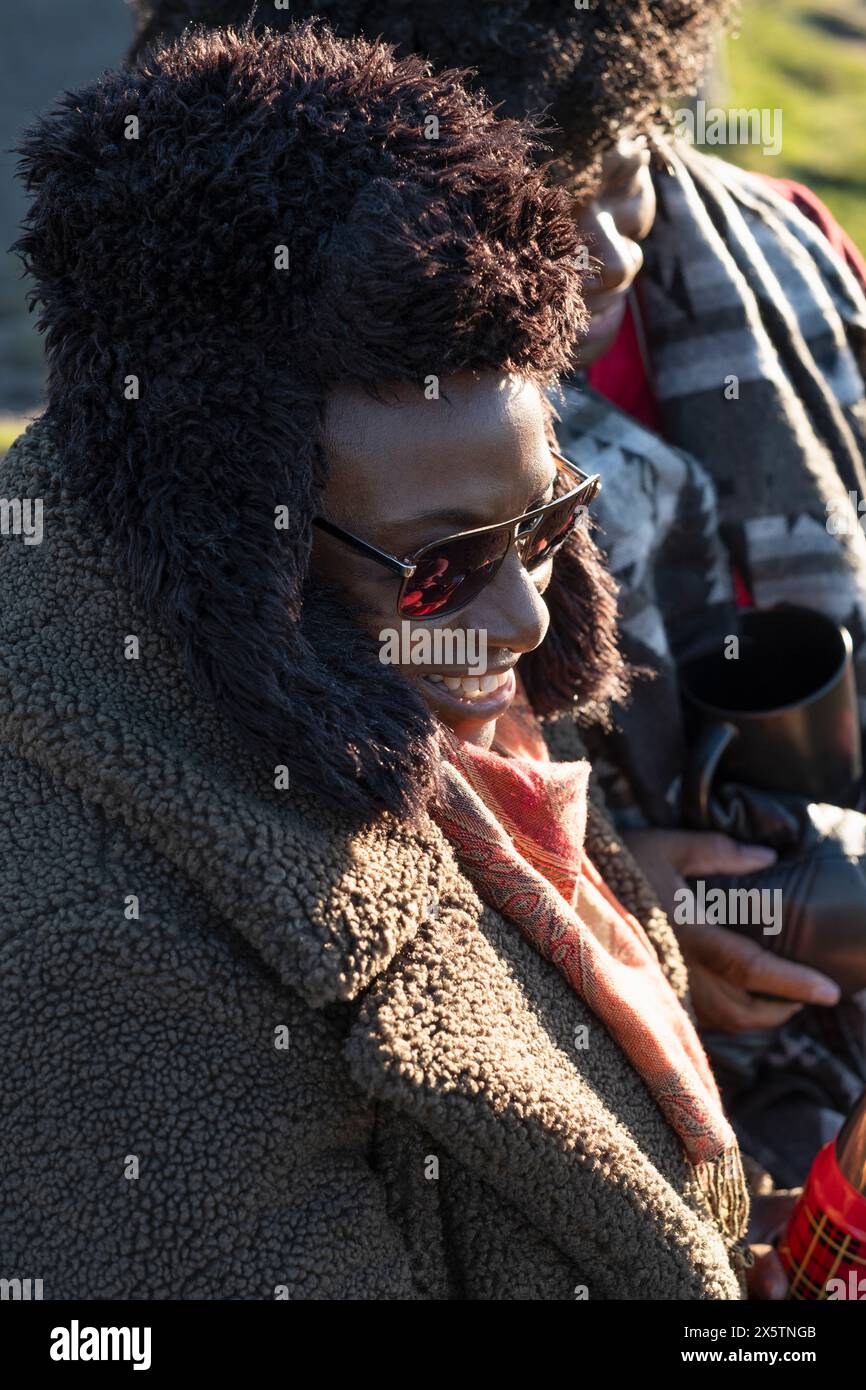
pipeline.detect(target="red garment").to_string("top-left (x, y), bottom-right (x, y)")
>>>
top-left (774, 177), bottom-right (866, 288)
top-left (585, 177), bottom-right (866, 607)
top-left (583, 284), bottom-right (663, 434)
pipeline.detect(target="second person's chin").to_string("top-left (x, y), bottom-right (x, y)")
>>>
top-left (580, 299), bottom-right (627, 365)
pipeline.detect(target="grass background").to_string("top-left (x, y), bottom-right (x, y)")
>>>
top-left (0, 0), bottom-right (864, 440)
top-left (722, 0), bottom-right (866, 249)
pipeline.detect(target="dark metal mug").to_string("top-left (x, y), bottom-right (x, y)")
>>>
top-left (680, 604), bottom-right (863, 827)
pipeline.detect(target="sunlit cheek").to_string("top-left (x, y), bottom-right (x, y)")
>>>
top-left (632, 179), bottom-right (657, 242)
top-left (533, 558), bottom-right (555, 596)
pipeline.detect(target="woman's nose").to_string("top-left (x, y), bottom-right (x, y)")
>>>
top-left (462, 548), bottom-right (550, 658)
top-left (584, 209), bottom-right (643, 293)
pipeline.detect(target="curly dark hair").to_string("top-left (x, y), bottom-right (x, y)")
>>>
top-left (128, 1), bottom-right (736, 191)
top-left (15, 21), bottom-right (626, 820)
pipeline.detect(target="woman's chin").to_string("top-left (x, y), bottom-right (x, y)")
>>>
top-left (445, 714), bottom-right (498, 748)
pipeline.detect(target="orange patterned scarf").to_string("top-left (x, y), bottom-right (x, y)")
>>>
top-left (432, 685), bottom-right (746, 1235)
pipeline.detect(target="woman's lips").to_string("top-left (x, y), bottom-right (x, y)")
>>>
top-left (419, 667), bottom-right (517, 720)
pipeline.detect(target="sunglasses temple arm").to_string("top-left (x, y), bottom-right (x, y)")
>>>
top-left (313, 517), bottom-right (413, 577)
top-left (550, 448), bottom-right (591, 485)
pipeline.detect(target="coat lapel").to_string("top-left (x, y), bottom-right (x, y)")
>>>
top-left (341, 855), bottom-right (740, 1298)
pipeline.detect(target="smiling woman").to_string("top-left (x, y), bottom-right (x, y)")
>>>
top-left (315, 375), bottom-right (601, 743)
top-left (0, 21), bottom-right (753, 1302)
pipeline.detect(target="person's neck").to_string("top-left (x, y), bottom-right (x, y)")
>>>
top-left (449, 718), bottom-right (498, 751)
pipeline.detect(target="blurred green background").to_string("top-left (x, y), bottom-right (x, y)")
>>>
top-left (723, 0), bottom-right (866, 249)
top-left (1, 0), bottom-right (865, 446)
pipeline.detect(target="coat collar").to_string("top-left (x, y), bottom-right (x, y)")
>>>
top-left (340, 864), bottom-right (741, 1298)
top-left (0, 419), bottom-right (469, 1008)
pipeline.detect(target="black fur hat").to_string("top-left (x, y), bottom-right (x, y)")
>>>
top-left (15, 21), bottom-right (625, 820)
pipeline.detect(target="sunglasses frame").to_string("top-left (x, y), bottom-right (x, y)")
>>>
top-left (313, 448), bottom-right (601, 620)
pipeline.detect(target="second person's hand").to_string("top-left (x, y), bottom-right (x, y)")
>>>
top-left (621, 828), bottom-right (841, 1032)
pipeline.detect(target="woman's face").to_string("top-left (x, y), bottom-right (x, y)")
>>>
top-left (572, 136), bottom-right (657, 364)
top-left (314, 372), bottom-right (556, 748)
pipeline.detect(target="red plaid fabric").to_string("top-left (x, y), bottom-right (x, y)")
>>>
top-left (780, 1141), bottom-right (866, 1300)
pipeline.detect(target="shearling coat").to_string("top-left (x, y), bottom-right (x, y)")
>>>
top-left (0, 419), bottom-right (745, 1300)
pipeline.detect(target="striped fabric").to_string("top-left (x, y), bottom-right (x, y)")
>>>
top-left (554, 141), bottom-right (866, 831)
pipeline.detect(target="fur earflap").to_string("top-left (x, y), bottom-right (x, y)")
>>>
top-left (15, 21), bottom-right (615, 818)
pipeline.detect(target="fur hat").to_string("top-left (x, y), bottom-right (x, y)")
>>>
top-left (15, 21), bottom-right (625, 819)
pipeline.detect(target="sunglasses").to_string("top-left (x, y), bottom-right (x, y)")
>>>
top-left (313, 449), bottom-right (601, 620)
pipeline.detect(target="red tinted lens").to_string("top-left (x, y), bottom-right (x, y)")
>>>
top-left (400, 528), bottom-right (509, 618)
top-left (519, 484), bottom-right (596, 569)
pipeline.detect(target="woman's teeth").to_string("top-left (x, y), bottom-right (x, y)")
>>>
top-left (427, 671), bottom-right (510, 701)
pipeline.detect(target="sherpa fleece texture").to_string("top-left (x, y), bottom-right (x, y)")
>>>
top-left (0, 420), bottom-right (743, 1301)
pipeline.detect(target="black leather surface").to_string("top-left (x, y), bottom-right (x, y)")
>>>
top-left (687, 785), bottom-right (866, 996)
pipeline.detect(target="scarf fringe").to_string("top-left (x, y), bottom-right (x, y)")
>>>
top-left (694, 1143), bottom-right (751, 1265)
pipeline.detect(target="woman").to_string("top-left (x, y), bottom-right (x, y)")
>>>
top-left (0, 23), bottom-right (770, 1299)
top-left (127, 1), bottom-right (866, 1188)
